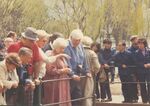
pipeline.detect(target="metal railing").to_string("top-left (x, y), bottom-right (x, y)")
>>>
top-left (5, 71), bottom-right (150, 106)
top-left (39, 75), bottom-right (96, 106)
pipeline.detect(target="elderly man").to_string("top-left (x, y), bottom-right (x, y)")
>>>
top-left (7, 27), bottom-right (42, 79)
top-left (16, 47), bottom-right (35, 106)
top-left (0, 53), bottom-right (21, 105)
top-left (7, 27), bottom-right (42, 105)
top-left (64, 29), bottom-right (91, 106)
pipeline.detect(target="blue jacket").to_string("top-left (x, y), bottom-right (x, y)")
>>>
top-left (64, 41), bottom-right (89, 76)
top-left (98, 48), bottom-right (115, 65)
top-left (128, 46), bottom-right (138, 53)
top-left (134, 48), bottom-right (150, 74)
top-left (127, 46), bottom-right (139, 73)
top-left (113, 50), bottom-right (134, 75)
top-left (16, 64), bottom-right (31, 85)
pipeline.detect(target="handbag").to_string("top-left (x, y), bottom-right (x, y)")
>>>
top-left (99, 67), bottom-right (107, 82)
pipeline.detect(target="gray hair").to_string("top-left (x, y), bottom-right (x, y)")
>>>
top-left (69, 29), bottom-right (83, 40)
top-left (18, 47), bottom-right (32, 56)
top-left (52, 38), bottom-right (68, 49)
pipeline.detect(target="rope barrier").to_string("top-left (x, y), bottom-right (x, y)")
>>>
top-left (100, 81), bottom-right (150, 84)
top-left (42, 76), bottom-right (86, 83)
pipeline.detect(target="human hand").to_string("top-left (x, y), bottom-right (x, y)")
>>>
top-left (34, 79), bottom-right (41, 85)
top-left (86, 73), bottom-right (92, 78)
top-left (147, 63), bottom-right (150, 68)
top-left (72, 75), bottom-right (80, 81)
top-left (104, 64), bottom-right (110, 69)
top-left (25, 82), bottom-right (35, 91)
top-left (61, 68), bottom-right (71, 74)
top-left (122, 64), bottom-right (127, 68)
top-left (12, 81), bottom-right (18, 88)
top-left (144, 64), bottom-right (149, 68)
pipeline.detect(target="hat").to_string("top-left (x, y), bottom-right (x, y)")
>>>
top-left (22, 27), bottom-right (38, 41)
top-left (130, 35), bottom-right (138, 41)
top-left (82, 36), bottom-right (93, 48)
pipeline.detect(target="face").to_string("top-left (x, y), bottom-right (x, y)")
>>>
top-left (132, 38), bottom-right (138, 47)
top-left (4, 40), bottom-right (14, 48)
top-left (55, 46), bottom-right (65, 54)
top-left (23, 38), bottom-right (35, 48)
top-left (36, 37), bottom-right (47, 48)
top-left (138, 42), bottom-right (145, 50)
top-left (11, 34), bottom-right (17, 42)
top-left (117, 43), bottom-right (125, 52)
top-left (20, 54), bottom-right (32, 64)
top-left (71, 37), bottom-right (81, 47)
top-left (91, 45), bottom-right (97, 52)
top-left (6, 63), bottom-right (17, 72)
top-left (104, 43), bottom-right (111, 49)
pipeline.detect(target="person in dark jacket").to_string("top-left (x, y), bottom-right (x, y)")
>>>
top-left (113, 41), bottom-right (134, 103)
top-left (134, 38), bottom-right (150, 104)
top-left (98, 38), bottom-right (115, 102)
top-left (127, 35), bottom-right (139, 103)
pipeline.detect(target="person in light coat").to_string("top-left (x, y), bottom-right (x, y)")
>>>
top-left (0, 53), bottom-right (21, 105)
top-left (82, 36), bottom-right (100, 106)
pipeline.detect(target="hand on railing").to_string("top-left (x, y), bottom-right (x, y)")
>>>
top-left (103, 64), bottom-right (110, 69)
top-left (122, 64), bottom-right (127, 68)
top-left (25, 79), bottom-right (35, 90)
top-left (72, 75), bottom-right (80, 81)
top-left (34, 79), bottom-right (41, 85)
top-left (12, 81), bottom-right (18, 88)
top-left (86, 73), bottom-right (92, 78)
top-left (144, 63), bottom-right (150, 68)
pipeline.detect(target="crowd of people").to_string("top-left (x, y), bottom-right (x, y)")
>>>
top-left (0, 27), bottom-right (150, 106)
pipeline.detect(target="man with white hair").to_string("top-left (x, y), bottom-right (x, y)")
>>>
top-left (64, 29), bottom-right (91, 106)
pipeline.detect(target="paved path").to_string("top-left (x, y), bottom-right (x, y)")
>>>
top-left (96, 95), bottom-right (142, 104)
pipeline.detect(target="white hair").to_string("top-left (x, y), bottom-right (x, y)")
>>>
top-left (82, 36), bottom-right (93, 47)
top-left (4, 38), bottom-right (14, 42)
top-left (70, 29), bottom-right (83, 40)
top-left (36, 30), bottom-right (49, 39)
top-left (52, 38), bottom-right (68, 49)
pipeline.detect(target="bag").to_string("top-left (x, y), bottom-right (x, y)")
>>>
top-left (99, 67), bottom-right (107, 82)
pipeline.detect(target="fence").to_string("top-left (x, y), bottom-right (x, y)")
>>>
top-left (39, 75), bottom-right (96, 106)
top-left (6, 73), bottom-right (150, 106)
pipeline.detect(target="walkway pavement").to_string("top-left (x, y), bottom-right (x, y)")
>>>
top-left (96, 95), bottom-right (142, 104)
